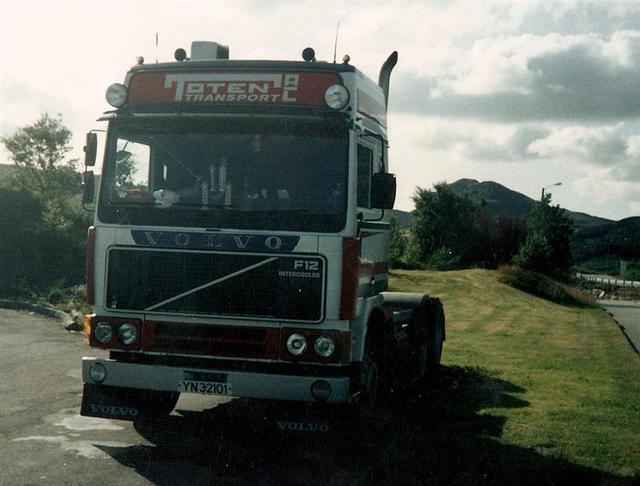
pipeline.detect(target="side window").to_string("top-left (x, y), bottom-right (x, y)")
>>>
top-left (357, 144), bottom-right (373, 208)
top-left (114, 139), bottom-right (150, 197)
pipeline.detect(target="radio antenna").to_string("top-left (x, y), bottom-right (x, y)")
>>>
top-left (155, 32), bottom-right (159, 63)
top-left (333, 21), bottom-right (340, 63)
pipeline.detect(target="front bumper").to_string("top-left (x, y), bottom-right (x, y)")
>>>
top-left (82, 357), bottom-right (350, 403)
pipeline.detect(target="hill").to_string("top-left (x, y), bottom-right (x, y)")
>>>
top-left (448, 178), bottom-right (612, 230)
top-left (448, 179), bottom-right (639, 272)
top-left (393, 179), bottom-right (635, 272)
top-left (391, 209), bottom-right (412, 229)
top-left (571, 216), bottom-right (640, 273)
top-left (449, 178), bottom-right (536, 220)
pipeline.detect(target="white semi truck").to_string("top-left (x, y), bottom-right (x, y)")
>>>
top-left (80, 41), bottom-right (445, 421)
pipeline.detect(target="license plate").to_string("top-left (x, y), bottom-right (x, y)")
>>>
top-left (178, 380), bottom-right (233, 396)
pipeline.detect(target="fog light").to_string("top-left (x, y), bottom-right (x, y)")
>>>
top-left (314, 336), bottom-right (336, 357)
top-left (286, 333), bottom-right (307, 356)
top-left (118, 323), bottom-right (137, 345)
top-left (89, 362), bottom-right (107, 383)
top-left (106, 83), bottom-right (128, 108)
top-left (311, 380), bottom-right (332, 401)
top-left (94, 322), bottom-right (113, 344)
top-left (324, 84), bottom-right (349, 109)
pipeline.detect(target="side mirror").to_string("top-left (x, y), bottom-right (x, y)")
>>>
top-left (371, 172), bottom-right (396, 209)
top-left (84, 132), bottom-right (97, 167)
top-left (82, 171), bottom-right (95, 206)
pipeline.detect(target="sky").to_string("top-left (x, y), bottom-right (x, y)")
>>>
top-left (1, 0), bottom-right (639, 221)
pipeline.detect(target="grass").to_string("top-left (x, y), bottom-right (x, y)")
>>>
top-left (497, 265), bottom-right (597, 307)
top-left (363, 269), bottom-right (640, 484)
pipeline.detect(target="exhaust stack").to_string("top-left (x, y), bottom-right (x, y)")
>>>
top-left (378, 51), bottom-right (398, 107)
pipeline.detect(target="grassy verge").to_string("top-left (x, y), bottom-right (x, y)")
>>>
top-left (365, 269), bottom-right (639, 484)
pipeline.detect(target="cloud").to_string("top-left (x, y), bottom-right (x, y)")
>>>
top-left (516, 1), bottom-right (640, 36)
top-left (613, 160), bottom-right (640, 183)
top-left (403, 118), bottom-right (550, 162)
top-left (394, 31), bottom-right (640, 122)
top-left (528, 124), bottom-right (637, 168)
top-left (456, 125), bottom-right (552, 161)
top-left (401, 116), bottom-right (638, 193)
top-left (574, 168), bottom-right (640, 206)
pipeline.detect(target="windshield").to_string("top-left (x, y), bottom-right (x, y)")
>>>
top-left (98, 118), bottom-right (348, 232)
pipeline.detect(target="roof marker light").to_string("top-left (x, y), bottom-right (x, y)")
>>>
top-left (105, 83), bottom-right (127, 108)
top-left (302, 47), bottom-right (316, 62)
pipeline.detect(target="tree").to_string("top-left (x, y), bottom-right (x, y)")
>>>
top-left (0, 188), bottom-right (46, 294)
top-left (0, 186), bottom-right (87, 294)
top-left (0, 114), bottom-right (89, 294)
top-left (388, 216), bottom-right (406, 268)
top-left (513, 194), bottom-right (573, 277)
top-left (1, 113), bottom-right (81, 227)
top-left (489, 212), bottom-right (527, 266)
top-left (410, 182), bottom-right (486, 267)
top-left (624, 261), bottom-right (640, 281)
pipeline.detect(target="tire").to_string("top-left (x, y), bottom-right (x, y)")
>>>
top-left (427, 299), bottom-right (444, 372)
top-left (360, 348), bottom-right (381, 411)
top-left (359, 326), bottom-right (388, 413)
top-left (417, 328), bottom-right (429, 379)
top-left (416, 299), bottom-right (444, 382)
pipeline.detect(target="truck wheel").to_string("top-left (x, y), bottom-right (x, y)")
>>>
top-left (360, 349), bottom-right (381, 411)
top-left (417, 300), bottom-right (444, 381)
top-left (427, 300), bottom-right (445, 371)
top-left (417, 330), bottom-right (429, 378)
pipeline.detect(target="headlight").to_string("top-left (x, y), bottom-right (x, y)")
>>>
top-left (324, 84), bottom-right (349, 109)
top-left (106, 83), bottom-right (128, 108)
top-left (314, 336), bottom-right (336, 357)
top-left (94, 322), bottom-right (113, 344)
top-left (286, 333), bottom-right (307, 356)
top-left (118, 323), bottom-right (137, 345)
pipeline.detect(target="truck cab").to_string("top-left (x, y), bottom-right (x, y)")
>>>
top-left (81, 42), bottom-right (444, 421)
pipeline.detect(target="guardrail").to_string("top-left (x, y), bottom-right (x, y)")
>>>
top-left (576, 273), bottom-right (640, 288)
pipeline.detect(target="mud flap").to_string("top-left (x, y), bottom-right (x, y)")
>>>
top-left (80, 384), bottom-right (141, 421)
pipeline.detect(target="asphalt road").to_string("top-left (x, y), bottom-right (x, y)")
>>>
top-left (600, 301), bottom-right (640, 354)
top-left (0, 309), bottom-right (383, 486)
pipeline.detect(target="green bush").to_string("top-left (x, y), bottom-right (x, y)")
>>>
top-left (0, 187), bottom-right (87, 297)
top-left (513, 195), bottom-right (573, 278)
top-left (498, 265), bottom-right (596, 307)
top-left (47, 287), bottom-right (64, 304)
top-left (426, 246), bottom-right (462, 270)
top-left (513, 233), bottom-right (552, 273)
top-left (624, 262), bottom-right (640, 281)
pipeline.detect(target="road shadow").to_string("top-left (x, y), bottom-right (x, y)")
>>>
top-left (96, 366), bottom-right (630, 485)
top-left (98, 396), bottom-right (385, 485)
